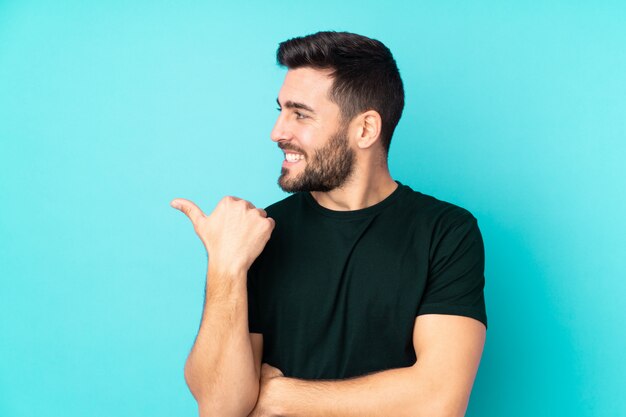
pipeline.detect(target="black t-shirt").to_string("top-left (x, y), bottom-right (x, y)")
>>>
top-left (247, 181), bottom-right (487, 380)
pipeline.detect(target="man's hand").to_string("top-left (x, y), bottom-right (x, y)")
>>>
top-left (170, 196), bottom-right (275, 275)
top-left (247, 363), bottom-right (285, 417)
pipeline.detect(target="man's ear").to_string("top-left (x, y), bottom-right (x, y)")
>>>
top-left (353, 110), bottom-right (382, 150)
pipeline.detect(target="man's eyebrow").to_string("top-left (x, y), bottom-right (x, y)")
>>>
top-left (276, 98), bottom-right (315, 113)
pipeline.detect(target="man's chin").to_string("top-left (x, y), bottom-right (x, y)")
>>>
top-left (278, 177), bottom-right (337, 194)
top-left (278, 175), bottom-right (299, 193)
top-left (278, 173), bottom-right (297, 193)
top-left (278, 169), bottom-right (346, 193)
top-left (278, 173), bottom-right (312, 193)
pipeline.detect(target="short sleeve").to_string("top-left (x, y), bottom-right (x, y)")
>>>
top-left (417, 209), bottom-right (488, 329)
top-left (247, 261), bottom-right (264, 334)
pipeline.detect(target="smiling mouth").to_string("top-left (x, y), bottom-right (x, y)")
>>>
top-left (284, 152), bottom-right (305, 163)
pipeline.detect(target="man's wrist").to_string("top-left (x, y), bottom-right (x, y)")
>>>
top-left (207, 261), bottom-right (247, 280)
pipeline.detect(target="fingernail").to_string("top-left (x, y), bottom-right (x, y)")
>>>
top-left (170, 200), bottom-right (180, 209)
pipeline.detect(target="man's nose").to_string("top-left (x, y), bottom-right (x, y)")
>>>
top-left (270, 113), bottom-right (292, 143)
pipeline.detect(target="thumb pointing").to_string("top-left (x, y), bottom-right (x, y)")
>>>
top-left (170, 199), bottom-right (182, 210)
top-left (170, 198), bottom-right (206, 224)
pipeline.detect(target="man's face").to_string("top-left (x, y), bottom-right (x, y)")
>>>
top-left (271, 67), bottom-right (355, 193)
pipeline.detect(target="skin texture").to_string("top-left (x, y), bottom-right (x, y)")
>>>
top-left (173, 66), bottom-right (486, 417)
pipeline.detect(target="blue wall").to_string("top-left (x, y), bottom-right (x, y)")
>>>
top-left (1, 1), bottom-right (624, 416)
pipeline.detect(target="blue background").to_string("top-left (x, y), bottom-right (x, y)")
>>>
top-left (1, 1), bottom-right (625, 416)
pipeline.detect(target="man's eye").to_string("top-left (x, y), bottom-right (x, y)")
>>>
top-left (295, 111), bottom-right (307, 119)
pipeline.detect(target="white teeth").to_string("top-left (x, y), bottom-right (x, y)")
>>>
top-left (285, 153), bottom-right (304, 162)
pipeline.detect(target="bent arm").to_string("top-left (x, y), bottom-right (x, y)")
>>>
top-left (170, 195), bottom-right (273, 416)
top-left (184, 265), bottom-right (260, 417)
top-left (270, 314), bottom-right (486, 417)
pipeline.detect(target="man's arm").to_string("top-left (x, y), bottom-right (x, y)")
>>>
top-left (264, 314), bottom-right (485, 417)
top-left (184, 267), bottom-right (259, 417)
top-left (171, 196), bottom-right (273, 417)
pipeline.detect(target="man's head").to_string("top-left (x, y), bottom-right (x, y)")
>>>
top-left (277, 31), bottom-right (404, 155)
top-left (272, 31), bottom-right (404, 193)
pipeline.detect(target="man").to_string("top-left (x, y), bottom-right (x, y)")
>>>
top-left (171, 31), bottom-right (487, 417)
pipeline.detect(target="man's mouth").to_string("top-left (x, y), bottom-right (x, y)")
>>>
top-left (284, 152), bottom-right (305, 163)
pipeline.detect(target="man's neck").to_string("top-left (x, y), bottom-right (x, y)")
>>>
top-left (309, 168), bottom-right (398, 211)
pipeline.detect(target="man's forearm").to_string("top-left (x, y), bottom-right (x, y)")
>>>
top-left (184, 266), bottom-right (258, 417)
top-left (271, 363), bottom-right (464, 417)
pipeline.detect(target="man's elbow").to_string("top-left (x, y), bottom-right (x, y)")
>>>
top-left (184, 367), bottom-right (259, 417)
top-left (194, 389), bottom-right (258, 417)
top-left (406, 378), bottom-right (471, 417)
top-left (413, 393), bottom-right (470, 417)
top-left (197, 396), bottom-right (257, 417)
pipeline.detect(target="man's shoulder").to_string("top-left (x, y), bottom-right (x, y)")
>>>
top-left (399, 185), bottom-right (482, 260)
top-left (398, 184), bottom-right (477, 229)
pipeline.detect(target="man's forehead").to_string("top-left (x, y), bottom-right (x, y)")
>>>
top-left (277, 67), bottom-right (335, 105)
top-left (281, 68), bottom-right (333, 96)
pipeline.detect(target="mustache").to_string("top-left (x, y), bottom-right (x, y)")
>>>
top-left (278, 143), bottom-right (307, 156)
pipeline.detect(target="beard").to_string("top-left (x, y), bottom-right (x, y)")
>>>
top-left (278, 124), bottom-right (355, 193)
